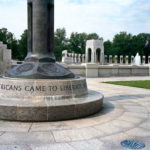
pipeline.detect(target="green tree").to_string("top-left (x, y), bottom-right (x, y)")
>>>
top-left (104, 40), bottom-right (113, 55)
top-left (87, 33), bottom-right (101, 40)
top-left (112, 32), bottom-right (133, 56)
top-left (0, 28), bottom-right (13, 44)
top-left (18, 29), bottom-right (28, 60)
top-left (132, 33), bottom-right (150, 62)
top-left (54, 28), bottom-right (68, 61)
top-left (69, 32), bottom-right (87, 54)
top-left (69, 32), bottom-right (101, 54)
top-left (1, 27), bottom-right (150, 63)
top-left (0, 28), bottom-right (19, 60)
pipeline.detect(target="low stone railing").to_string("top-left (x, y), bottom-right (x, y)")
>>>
top-left (62, 52), bottom-right (86, 64)
top-left (104, 55), bottom-right (150, 65)
top-left (62, 50), bottom-right (150, 65)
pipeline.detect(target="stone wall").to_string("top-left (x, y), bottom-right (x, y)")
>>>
top-left (98, 65), bottom-right (150, 77)
top-left (0, 41), bottom-right (12, 73)
top-left (66, 64), bottom-right (150, 77)
top-left (61, 50), bottom-right (150, 77)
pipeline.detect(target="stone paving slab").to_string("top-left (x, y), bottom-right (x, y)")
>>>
top-left (0, 121), bottom-right (31, 132)
top-left (30, 143), bottom-right (75, 150)
top-left (0, 76), bottom-right (150, 149)
top-left (69, 139), bottom-right (104, 150)
top-left (0, 145), bottom-right (31, 150)
top-left (0, 132), bottom-right (54, 145)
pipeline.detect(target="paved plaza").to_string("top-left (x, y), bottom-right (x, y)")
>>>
top-left (0, 76), bottom-right (150, 150)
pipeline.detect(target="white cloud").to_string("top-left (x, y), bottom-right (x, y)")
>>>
top-left (55, 0), bottom-right (150, 40)
top-left (0, 0), bottom-right (150, 41)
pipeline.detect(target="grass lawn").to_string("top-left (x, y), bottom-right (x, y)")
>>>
top-left (104, 80), bottom-right (150, 90)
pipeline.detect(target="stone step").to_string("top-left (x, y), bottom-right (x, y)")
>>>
top-left (0, 88), bottom-right (103, 121)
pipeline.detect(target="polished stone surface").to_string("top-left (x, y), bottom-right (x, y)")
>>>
top-left (0, 77), bottom-right (87, 97)
top-left (0, 77), bottom-right (149, 149)
top-left (0, 77), bottom-right (104, 121)
top-left (0, 76), bottom-right (104, 121)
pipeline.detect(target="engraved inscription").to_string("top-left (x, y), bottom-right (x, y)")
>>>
top-left (25, 86), bottom-right (46, 93)
top-left (0, 83), bottom-right (87, 94)
top-left (49, 86), bottom-right (58, 91)
top-left (0, 84), bottom-right (22, 91)
top-left (60, 83), bottom-right (87, 91)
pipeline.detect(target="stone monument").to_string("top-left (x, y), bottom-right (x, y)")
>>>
top-left (62, 50), bottom-right (72, 64)
top-left (0, 42), bottom-right (12, 74)
top-left (0, 0), bottom-right (103, 121)
top-left (85, 40), bottom-right (104, 65)
top-left (6, 0), bottom-right (74, 79)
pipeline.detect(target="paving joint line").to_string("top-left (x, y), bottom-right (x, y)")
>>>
top-left (133, 101), bottom-right (150, 119)
top-left (67, 142), bottom-right (78, 150)
top-left (0, 131), bottom-right (6, 136)
top-left (92, 111), bottom-right (125, 127)
top-left (93, 118), bottom-right (149, 140)
top-left (28, 123), bottom-right (33, 132)
top-left (50, 130), bottom-right (56, 143)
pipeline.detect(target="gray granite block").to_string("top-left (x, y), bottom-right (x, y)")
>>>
top-left (0, 106), bottom-right (17, 121)
top-left (0, 90), bottom-right (103, 121)
top-left (48, 105), bottom-right (75, 121)
top-left (74, 100), bottom-right (103, 118)
top-left (17, 107), bottom-right (47, 121)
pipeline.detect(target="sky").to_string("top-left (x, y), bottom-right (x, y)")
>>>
top-left (0, 0), bottom-right (150, 41)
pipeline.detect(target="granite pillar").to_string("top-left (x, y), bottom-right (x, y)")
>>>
top-left (78, 54), bottom-right (81, 63)
top-left (131, 56), bottom-right (134, 64)
top-left (75, 54), bottom-right (78, 63)
top-left (82, 54), bottom-right (85, 63)
top-left (148, 56), bottom-right (150, 64)
top-left (105, 55), bottom-right (107, 65)
top-left (142, 56), bottom-right (146, 65)
top-left (27, 0), bottom-right (55, 60)
top-left (109, 55), bottom-right (112, 64)
top-left (120, 55), bottom-right (123, 65)
top-left (125, 56), bottom-right (129, 65)
top-left (114, 55), bottom-right (118, 64)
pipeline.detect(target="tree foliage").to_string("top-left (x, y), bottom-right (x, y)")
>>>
top-left (104, 40), bottom-right (113, 55)
top-left (54, 28), bottom-right (101, 61)
top-left (69, 32), bottom-right (101, 55)
top-left (18, 29), bottom-right (28, 60)
top-left (0, 28), bottom-right (150, 61)
top-left (104, 32), bottom-right (150, 61)
top-left (0, 28), bottom-right (19, 59)
top-left (112, 32), bottom-right (132, 56)
top-left (54, 28), bottom-right (68, 61)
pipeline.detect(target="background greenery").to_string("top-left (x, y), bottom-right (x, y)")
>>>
top-left (0, 27), bottom-right (150, 62)
top-left (104, 80), bottom-right (150, 90)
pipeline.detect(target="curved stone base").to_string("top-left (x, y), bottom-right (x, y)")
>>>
top-left (0, 90), bottom-right (103, 121)
top-left (0, 77), bottom-right (88, 97)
